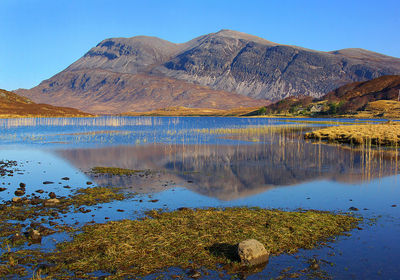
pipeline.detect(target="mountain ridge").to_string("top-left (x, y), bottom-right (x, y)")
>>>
top-left (17, 29), bottom-right (400, 114)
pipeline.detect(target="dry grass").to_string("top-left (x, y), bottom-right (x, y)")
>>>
top-left (37, 208), bottom-right (360, 278)
top-left (0, 89), bottom-right (93, 118)
top-left (305, 122), bottom-right (400, 146)
top-left (194, 125), bottom-right (307, 135)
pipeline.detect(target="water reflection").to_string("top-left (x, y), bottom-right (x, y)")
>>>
top-left (57, 141), bottom-right (399, 200)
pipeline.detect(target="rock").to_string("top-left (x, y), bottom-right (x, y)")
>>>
top-left (49, 192), bottom-right (56, 199)
top-left (36, 189), bottom-right (44, 194)
top-left (61, 177), bottom-right (70, 180)
top-left (86, 181), bottom-right (93, 185)
top-left (0, 187), bottom-right (6, 191)
top-left (238, 239), bottom-right (269, 266)
top-left (27, 229), bottom-right (42, 243)
top-left (78, 207), bottom-right (91, 213)
top-left (187, 269), bottom-right (201, 278)
top-left (43, 181), bottom-right (54, 185)
top-left (14, 189), bottom-right (25, 196)
top-left (43, 198), bottom-right (60, 207)
top-left (12, 197), bottom-right (22, 203)
top-left (19, 182), bottom-right (26, 188)
top-left (349, 207), bottom-right (359, 211)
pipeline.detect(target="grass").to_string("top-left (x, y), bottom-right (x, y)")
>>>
top-left (34, 207), bottom-right (360, 278)
top-left (68, 186), bottom-right (127, 206)
top-left (304, 122), bottom-right (400, 146)
top-left (91, 166), bottom-right (143, 176)
top-left (194, 125), bottom-right (307, 135)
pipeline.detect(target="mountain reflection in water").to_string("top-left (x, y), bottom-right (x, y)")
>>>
top-left (57, 140), bottom-right (399, 200)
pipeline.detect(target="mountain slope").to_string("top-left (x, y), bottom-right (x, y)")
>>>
top-left (261, 75), bottom-right (400, 118)
top-left (0, 89), bottom-right (92, 118)
top-left (17, 30), bottom-right (400, 114)
top-left (16, 70), bottom-right (264, 114)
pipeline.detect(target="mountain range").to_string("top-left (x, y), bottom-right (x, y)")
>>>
top-left (16, 30), bottom-right (400, 114)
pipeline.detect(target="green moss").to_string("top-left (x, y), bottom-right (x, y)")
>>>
top-left (91, 166), bottom-right (143, 176)
top-left (39, 207), bottom-right (360, 278)
top-left (70, 186), bottom-right (126, 206)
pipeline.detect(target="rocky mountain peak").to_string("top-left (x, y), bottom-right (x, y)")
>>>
top-left (212, 29), bottom-right (276, 45)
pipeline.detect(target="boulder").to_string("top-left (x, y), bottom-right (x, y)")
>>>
top-left (237, 239), bottom-right (269, 266)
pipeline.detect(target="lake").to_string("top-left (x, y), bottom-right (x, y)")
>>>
top-left (0, 116), bottom-right (399, 279)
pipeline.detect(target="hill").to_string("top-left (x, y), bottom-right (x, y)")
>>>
top-left (16, 30), bottom-right (400, 114)
top-left (257, 75), bottom-right (400, 118)
top-left (0, 89), bottom-right (92, 118)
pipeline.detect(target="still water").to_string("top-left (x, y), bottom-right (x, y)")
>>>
top-left (0, 117), bottom-right (399, 279)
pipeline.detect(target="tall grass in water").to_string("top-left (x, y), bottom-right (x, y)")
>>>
top-left (0, 116), bottom-right (169, 129)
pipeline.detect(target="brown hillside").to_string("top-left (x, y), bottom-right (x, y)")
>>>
top-left (324, 75), bottom-right (400, 112)
top-left (260, 75), bottom-right (400, 118)
top-left (0, 89), bottom-right (92, 118)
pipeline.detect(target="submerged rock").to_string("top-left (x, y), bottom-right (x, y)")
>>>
top-left (43, 198), bottom-right (60, 207)
top-left (237, 239), bottom-right (269, 266)
top-left (43, 181), bottom-right (54, 185)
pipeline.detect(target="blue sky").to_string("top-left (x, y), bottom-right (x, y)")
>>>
top-left (1, 0), bottom-right (399, 91)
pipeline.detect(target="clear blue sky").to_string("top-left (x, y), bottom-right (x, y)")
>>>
top-left (1, 0), bottom-right (399, 91)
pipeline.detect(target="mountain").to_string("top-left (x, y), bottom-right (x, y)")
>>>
top-left (260, 75), bottom-right (400, 118)
top-left (17, 30), bottom-right (400, 114)
top-left (0, 89), bottom-right (92, 118)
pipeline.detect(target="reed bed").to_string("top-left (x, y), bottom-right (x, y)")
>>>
top-left (194, 125), bottom-right (308, 135)
top-left (0, 116), bottom-right (169, 129)
top-left (305, 122), bottom-right (400, 146)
